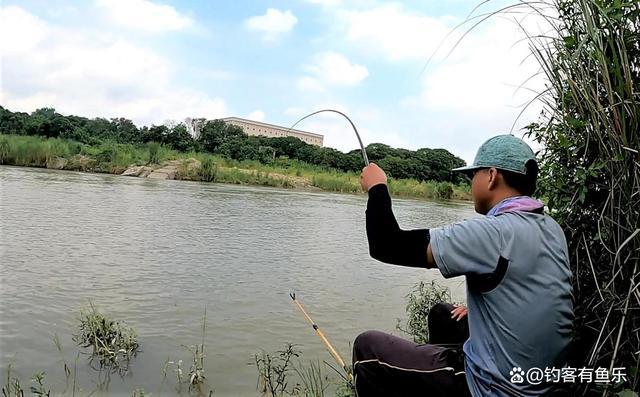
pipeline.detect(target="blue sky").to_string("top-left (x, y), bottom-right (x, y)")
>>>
top-left (0, 0), bottom-right (546, 163)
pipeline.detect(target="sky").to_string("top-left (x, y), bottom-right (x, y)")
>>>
top-left (0, 0), bottom-right (550, 164)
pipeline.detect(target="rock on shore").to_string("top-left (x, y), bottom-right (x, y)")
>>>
top-left (121, 159), bottom-right (199, 180)
top-left (121, 165), bottom-right (153, 177)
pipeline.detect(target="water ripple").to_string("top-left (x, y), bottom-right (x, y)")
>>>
top-left (0, 165), bottom-right (475, 396)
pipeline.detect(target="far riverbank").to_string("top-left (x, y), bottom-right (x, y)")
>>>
top-left (0, 134), bottom-right (471, 201)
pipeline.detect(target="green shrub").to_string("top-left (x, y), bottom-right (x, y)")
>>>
top-left (255, 343), bottom-right (300, 397)
top-left (396, 281), bottom-right (455, 344)
top-left (0, 136), bottom-right (9, 164)
top-left (434, 182), bottom-right (454, 200)
top-left (147, 142), bottom-right (160, 164)
top-left (199, 157), bottom-right (217, 182)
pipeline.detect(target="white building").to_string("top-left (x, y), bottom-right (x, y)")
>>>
top-left (222, 117), bottom-right (323, 146)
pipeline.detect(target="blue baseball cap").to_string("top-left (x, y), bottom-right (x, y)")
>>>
top-left (452, 134), bottom-right (537, 175)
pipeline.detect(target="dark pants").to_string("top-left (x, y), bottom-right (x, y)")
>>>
top-left (352, 303), bottom-right (471, 397)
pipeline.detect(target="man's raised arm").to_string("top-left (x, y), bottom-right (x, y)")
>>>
top-left (362, 164), bottom-right (436, 269)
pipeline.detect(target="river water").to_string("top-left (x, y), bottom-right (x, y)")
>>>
top-left (0, 166), bottom-right (475, 396)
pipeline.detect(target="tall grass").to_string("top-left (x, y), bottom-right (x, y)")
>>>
top-left (498, 0), bottom-right (640, 394)
top-left (147, 142), bottom-right (161, 165)
top-left (388, 179), bottom-right (462, 200)
top-left (311, 173), bottom-right (361, 193)
top-left (255, 344), bottom-right (355, 397)
top-left (0, 135), bottom-right (76, 167)
top-left (199, 157), bottom-right (218, 182)
top-left (0, 135), bottom-right (169, 172)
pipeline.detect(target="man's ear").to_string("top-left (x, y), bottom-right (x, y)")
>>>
top-left (487, 167), bottom-right (499, 190)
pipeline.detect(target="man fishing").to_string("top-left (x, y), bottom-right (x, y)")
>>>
top-left (353, 135), bottom-right (574, 396)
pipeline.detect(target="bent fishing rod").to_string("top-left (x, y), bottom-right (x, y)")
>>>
top-left (288, 109), bottom-right (370, 166)
top-left (285, 110), bottom-right (368, 381)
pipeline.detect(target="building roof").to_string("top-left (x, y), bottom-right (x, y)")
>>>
top-left (222, 117), bottom-right (323, 139)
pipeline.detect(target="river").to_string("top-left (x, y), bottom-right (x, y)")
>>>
top-left (0, 165), bottom-right (475, 396)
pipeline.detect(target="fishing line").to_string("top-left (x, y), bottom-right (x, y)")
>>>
top-left (288, 109), bottom-right (370, 166)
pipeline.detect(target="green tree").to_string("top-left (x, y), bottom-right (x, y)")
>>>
top-left (165, 123), bottom-right (194, 151)
top-left (60, 127), bottom-right (91, 143)
top-left (26, 108), bottom-right (73, 138)
top-left (85, 118), bottom-right (114, 141)
top-left (378, 156), bottom-right (416, 180)
top-left (341, 150), bottom-right (365, 171)
top-left (365, 143), bottom-right (396, 162)
top-left (197, 120), bottom-right (246, 153)
top-left (0, 106), bottom-right (28, 134)
top-left (218, 137), bottom-right (260, 161)
top-left (110, 118), bottom-right (140, 143)
top-left (142, 125), bottom-right (169, 144)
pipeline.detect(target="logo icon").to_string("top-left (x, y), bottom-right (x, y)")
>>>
top-left (510, 367), bottom-right (525, 383)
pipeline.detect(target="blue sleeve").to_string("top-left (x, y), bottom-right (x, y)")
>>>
top-left (429, 217), bottom-right (502, 278)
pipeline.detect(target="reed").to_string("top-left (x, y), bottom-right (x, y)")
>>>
top-left (292, 361), bottom-right (331, 396)
top-left (489, 0), bottom-right (639, 394)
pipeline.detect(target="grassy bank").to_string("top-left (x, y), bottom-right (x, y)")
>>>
top-left (0, 134), bottom-right (471, 201)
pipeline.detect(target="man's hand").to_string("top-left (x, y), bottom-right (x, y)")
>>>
top-left (451, 304), bottom-right (468, 321)
top-left (361, 163), bottom-right (387, 191)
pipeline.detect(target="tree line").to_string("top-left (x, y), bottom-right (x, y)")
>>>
top-left (0, 106), bottom-right (467, 183)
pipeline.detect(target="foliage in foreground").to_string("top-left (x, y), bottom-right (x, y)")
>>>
top-left (517, 0), bottom-right (639, 395)
top-left (72, 301), bottom-right (139, 373)
top-left (255, 344), bottom-right (354, 397)
top-left (2, 366), bottom-right (51, 397)
top-left (396, 280), bottom-right (456, 344)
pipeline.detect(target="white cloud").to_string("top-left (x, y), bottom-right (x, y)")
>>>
top-left (306, 0), bottom-right (343, 7)
top-left (283, 107), bottom-right (304, 117)
top-left (245, 9), bottom-right (297, 41)
top-left (419, 19), bottom-right (542, 113)
top-left (415, 18), bottom-right (544, 162)
top-left (322, 3), bottom-right (547, 163)
top-left (340, 4), bottom-right (452, 61)
top-left (296, 76), bottom-right (325, 93)
top-left (393, 16), bottom-right (547, 163)
top-left (0, 6), bottom-right (48, 54)
top-left (96, 0), bottom-right (193, 32)
top-left (305, 52), bottom-right (369, 86)
top-left (247, 110), bottom-right (265, 121)
top-left (0, 6), bottom-right (227, 125)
